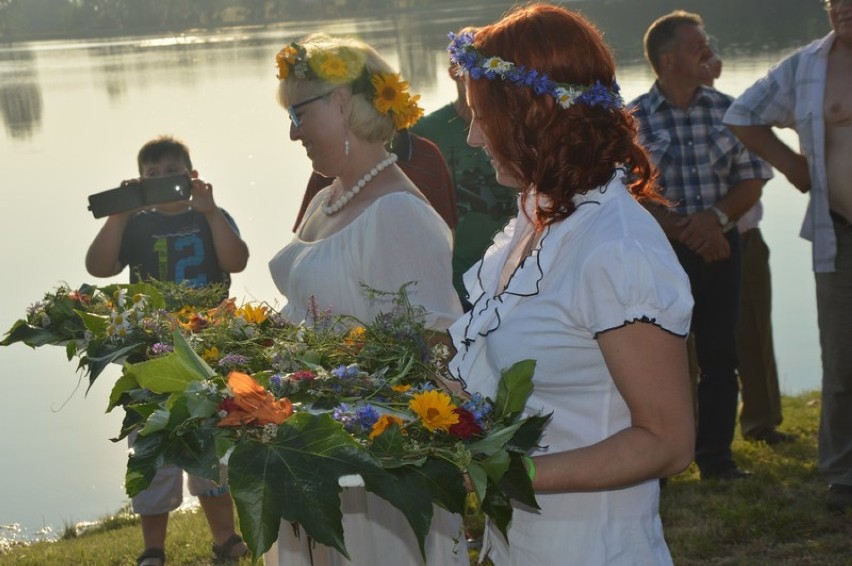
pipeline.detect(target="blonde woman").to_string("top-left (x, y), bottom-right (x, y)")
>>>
top-left (266, 34), bottom-right (465, 566)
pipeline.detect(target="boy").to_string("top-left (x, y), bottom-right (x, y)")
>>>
top-left (86, 135), bottom-right (250, 566)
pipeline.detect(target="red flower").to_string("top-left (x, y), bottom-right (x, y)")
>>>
top-left (188, 314), bottom-right (208, 333)
top-left (448, 408), bottom-right (482, 439)
top-left (68, 291), bottom-right (90, 305)
top-left (290, 370), bottom-right (316, 381)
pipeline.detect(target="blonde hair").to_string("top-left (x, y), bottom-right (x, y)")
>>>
top-left (278, 33), bottom-right (396, 144)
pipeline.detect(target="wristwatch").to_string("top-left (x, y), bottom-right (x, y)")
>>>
top-left (709, 205), bottom-right (735, 232)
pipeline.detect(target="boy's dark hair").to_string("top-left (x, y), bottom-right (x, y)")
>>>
top-left (137, 135), bottom-right (193, 174)
top-left (643, 10), bottom-right (704, 74)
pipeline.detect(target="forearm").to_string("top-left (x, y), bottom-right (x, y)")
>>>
top-left (205, 209), bottom-right (249, 273)
top-left (531, 425), bottom-right (692, 492)
top-left (85, 214), bottom-right (129, 277)
top-left (727, 125), bottom-right (797, 174)
top-left (713, 178), bottom-right (765, 222)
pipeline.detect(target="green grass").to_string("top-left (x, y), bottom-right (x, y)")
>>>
top-left (2, 393), bottom-right (850, 565)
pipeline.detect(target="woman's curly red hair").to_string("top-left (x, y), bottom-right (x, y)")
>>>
top-left (467, 4), bottom-right (663, 229)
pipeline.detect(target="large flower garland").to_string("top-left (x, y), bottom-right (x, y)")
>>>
top-left (276, 42), bottom-right (423, 130)
top-left (3, 282), bottom-right (547, 560)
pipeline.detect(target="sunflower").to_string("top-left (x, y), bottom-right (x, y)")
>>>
top-left (318, 53), bottom-right (350, 81)
top-left (392, 94), bottom-right (424, 130)
top-left (409, 390), bottom-right (459, 432)
top-left (371, 72), bottom-right (412, 115)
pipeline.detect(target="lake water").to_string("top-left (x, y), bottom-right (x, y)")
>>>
top-left (0, 1), bottom-right (831, 544)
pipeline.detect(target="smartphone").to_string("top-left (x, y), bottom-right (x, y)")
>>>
top-left (87, 174), bottom-right (192, 218)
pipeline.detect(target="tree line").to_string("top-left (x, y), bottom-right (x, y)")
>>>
top-left (0, 0), bottom-right (407, 40)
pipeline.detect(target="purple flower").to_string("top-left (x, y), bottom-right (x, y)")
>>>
top-left (355, 405), bottom-right (380, 429)
top-left (331, 365), bottom-right (359, 379)
top-left (462, 393), bottom-right (494, 427)
top-left (333, 403), bottom-right (357, 432)
top-left (151, 343), bottom-right (174, 356)
top-left (269, 373), bottom-right (284, 389)
top-left (218, 353), bottom-right (249, 368)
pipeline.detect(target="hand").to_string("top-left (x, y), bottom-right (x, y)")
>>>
top-left (676, 211), bottom-right (731, 262)
top-left (190, 177), bottom-right (217, 214)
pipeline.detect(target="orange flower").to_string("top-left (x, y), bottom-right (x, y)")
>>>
top-left (391, 384), bottom-right (412, 393)
top-left (208, 298), bottom-right (237, 322)
top-left (236, 303), bottom-right (268, 325)
top-left (344, 326), bottom-right (367, 351)
top-left (218, 371), bottom-right (293, 427)
top-left (369, 414), bottom-right (406, 439)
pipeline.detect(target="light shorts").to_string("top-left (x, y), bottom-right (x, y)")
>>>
top-left (127, 432), bottom-right (228, 516)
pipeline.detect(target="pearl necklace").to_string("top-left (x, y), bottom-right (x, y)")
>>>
top-left (322, 154), bottom-right (399, 215)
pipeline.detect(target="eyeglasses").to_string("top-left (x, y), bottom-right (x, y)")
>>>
top-left (823, 0), bottom-right (851, 11)
top-left (287, 92), bottom-right (331, 128)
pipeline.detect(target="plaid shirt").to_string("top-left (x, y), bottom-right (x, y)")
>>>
top-left (630, 84), bottom-right (772, 217)
top-left (724, 33), bottom-right (837, 273)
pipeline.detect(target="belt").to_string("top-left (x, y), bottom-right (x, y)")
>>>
top-left (830, 210), bottom-right (852, 228)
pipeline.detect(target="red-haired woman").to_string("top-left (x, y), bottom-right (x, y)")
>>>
top-left (447, 5), bottom-right (694, 564)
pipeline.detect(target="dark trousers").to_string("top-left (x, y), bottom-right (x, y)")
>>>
top-left (816, 217), bottom-right (852, 486)
top-left (673, 229), bottom-right (741, 471)
top-left (737, 228), bottom-right (783, 437)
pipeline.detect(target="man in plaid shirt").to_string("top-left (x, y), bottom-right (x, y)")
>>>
top-left (630, 10), bottom-right (772, 481)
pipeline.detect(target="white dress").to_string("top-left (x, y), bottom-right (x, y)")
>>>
top-left (266, 189), bottom-right (466, 566)
top-left (448, 171), bottom-right (693, 566)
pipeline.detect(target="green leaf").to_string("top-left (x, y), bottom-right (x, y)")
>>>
top-left (125, 431), bottom-right (167, 497)
top-left (107, 371), bottom-right (140, 412)
top-left (467, 421), bottom-right (524, 457)
top-left (125, 331), bottom-right (214, 394)
top-left (367, 424), bottom-right (426, 468)
top-left (506, 414), bottom-right (552, 454)
top-left (1, 319), bottom-right (69, 347)
top-left (85, 342), bottom-right (146, 391)
top-left (363, 458), bottom-right (466, 561)
top-left (228, 413), bottom-right (389, 559)
top-left (497, 453), bottom-right (538, 510)
top-left (126, 401), bottom-right (222, 496)
top-left (478, 449), bottom-right (511, 483)
top-left (467, 461), bottom-right (488, 506)
top-left (65, 340), bottom-right (78, 361)
top-left (494, 359), bottom-right (536, 421)
top-left (77, 310), bottom-right (108, 336)
top-left (481, 482), bottom-right (513, 542)
top-left (140, 408), bottom-right (171, 435)
top-left (184, 381), bottom-right (221, 419)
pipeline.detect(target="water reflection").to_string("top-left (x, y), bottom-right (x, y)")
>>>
top-left (0, 0), bottom-right (832, 545)
top-left (0, 50), bottom-right (42, 139)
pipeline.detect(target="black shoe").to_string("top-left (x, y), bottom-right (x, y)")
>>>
top-left (700, 462), bottom-right (752, 481)
top-left (744, 428), bottom-right (797, 445)
top-left (827, 484), bottom-right (852, 514)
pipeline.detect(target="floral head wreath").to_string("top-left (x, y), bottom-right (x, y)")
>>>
top-left (275, 42), bottom-right (423, 130)
top-left (447, 31), bottom-right (623, 111)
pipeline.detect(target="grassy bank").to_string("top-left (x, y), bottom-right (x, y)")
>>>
top-left (2, 392), bottom-right (850, 565)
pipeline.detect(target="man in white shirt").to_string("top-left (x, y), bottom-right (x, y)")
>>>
top-left (724, 0), bottom-right (852, 514)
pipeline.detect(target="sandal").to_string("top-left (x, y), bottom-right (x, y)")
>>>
top-left (136, 547), bottom-right (166, 566)
top-left (212, 533), bottom-right (249, 562)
